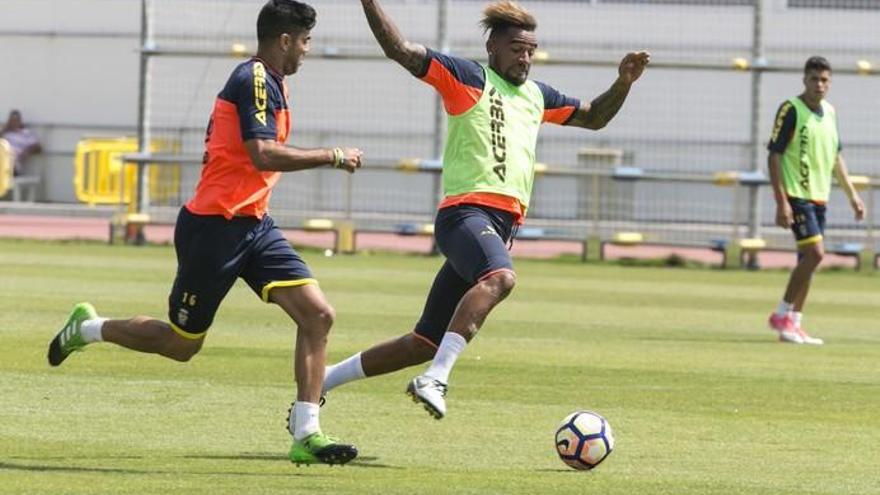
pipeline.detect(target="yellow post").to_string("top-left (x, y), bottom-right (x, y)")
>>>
top-left (0, 139), bottom-right (11, 198)
top-left (848, 176), bottom-right (874, 271)
top-left (335, 221), bottom-right (356, 254)
top-left (713, 171), bottom-right (743, 268)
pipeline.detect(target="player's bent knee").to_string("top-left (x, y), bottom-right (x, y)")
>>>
top-left (803, 246), bottom-right (824, 264)
top-left (167, 348), bottom-right (198, 362)
top-left (300, 304), bottom-right (336, 334)
top-left (483, 270), bottom-right (517, 299)
top-left (164, 336), bottom-right (204, 362)
top-left (316, 304), bottom-right (336, 330)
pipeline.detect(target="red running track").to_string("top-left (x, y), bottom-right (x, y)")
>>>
top-left (0, 214), bottom-right (860, 270)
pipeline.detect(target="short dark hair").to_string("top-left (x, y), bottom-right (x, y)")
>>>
top-left (257, 0), bottom-right (316, 44)
top-left (804, 56), bottom-right (831, 74)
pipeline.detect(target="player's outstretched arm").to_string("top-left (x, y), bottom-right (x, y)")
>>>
top-left (245, 139), bottom-right (363, 174)
top-left (360, 0), bottom-right (428, 76)
top-left (833, 154), bottom-right (865, 221)
top-left (567, 51), bottom-right (650, 130)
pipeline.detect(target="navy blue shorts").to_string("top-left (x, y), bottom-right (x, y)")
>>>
top-left (413, 205), bottom-right (516, 347)
top-left (167, 207), bottom-right (314, 338)
top-left (789, 197), bottom-right (826, 248)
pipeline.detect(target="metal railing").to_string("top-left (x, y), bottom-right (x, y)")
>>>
top-left (111, 148), bottom-right (877, 263)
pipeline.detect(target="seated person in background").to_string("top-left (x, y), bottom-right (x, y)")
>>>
top-left (1, 110), bottom-right (42, 176)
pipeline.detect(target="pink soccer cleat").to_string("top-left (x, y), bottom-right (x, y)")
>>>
top-left (794, 326), bottom-right (824, 346)
top-left (768, 313), bottom-right (804, 344)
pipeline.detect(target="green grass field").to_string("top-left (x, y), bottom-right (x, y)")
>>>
top-left (1, 238), bottom-right (878, 494)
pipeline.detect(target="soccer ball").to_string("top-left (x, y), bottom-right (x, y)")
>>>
top-left (555, 410), bottom-right (615, 470)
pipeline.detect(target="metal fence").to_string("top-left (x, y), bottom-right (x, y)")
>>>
top-left (131, 0), bottom-right (879, 254)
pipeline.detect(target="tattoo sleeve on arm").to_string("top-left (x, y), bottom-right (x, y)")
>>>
top-left (568, 80), bottom-right (631, 130)
top-left (361, 0), bottom-right (428, 76)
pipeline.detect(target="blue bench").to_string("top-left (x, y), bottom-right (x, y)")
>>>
top-left (828, 242), bottom-right (863, 270)
top-left (395, 222), bottom-right (434, 236)
top-left (514, 227), bottom-right (546, 240)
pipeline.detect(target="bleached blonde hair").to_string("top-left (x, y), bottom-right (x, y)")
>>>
top-left (480, 1), bottom-right (537, 36)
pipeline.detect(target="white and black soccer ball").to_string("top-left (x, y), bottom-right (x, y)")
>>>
top-left (555, 410), bottom-right (615, 470)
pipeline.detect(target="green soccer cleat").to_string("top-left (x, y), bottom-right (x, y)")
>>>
top-left (47, 302), bottom-right (98, 367)
top-left (288, 431), bottom-right (358, 466)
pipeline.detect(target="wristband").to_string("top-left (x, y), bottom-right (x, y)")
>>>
top-left (332, 148), bottom-right (344, 168)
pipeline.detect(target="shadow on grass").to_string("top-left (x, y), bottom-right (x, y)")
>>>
top-left (182, 453), bottom-right (401, 470)
top-left (181, 452), bottom-right (287, 462)
top-left (2, 453), bottom-right (399, 475)
top-left (533, 467), bottom-right (589, 473)
top-left (622, 335), bottom-right (775, 345)
top-left (9, 455), bottom-right (145, 461)
top-left (0, 461), bottom-right (154, 475)
top-left (347, 456), bottom-right (402, 469)
top-left (0, 461), bottom-right (322, 478)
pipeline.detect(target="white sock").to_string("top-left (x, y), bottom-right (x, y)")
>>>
top-left (323, 353), bottom-right (365, 394)
top-left (80, 318), bottom-right (107, 343)
top-left (791, 312), bottom-right (803, 328)
top-left (290, 401), bottom-right (321, 441)
top-left (424, 332), bottom-right (468, 384)
top-left (775, 300), bottom-right (793, 317)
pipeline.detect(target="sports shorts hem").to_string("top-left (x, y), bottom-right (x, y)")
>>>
top-left (261, 278), bottom-right (318, 302)
top-left (477, 267), bottom-right (516, 282)
top-left (411, 331), bottom-right (440, 350)
top-left (170, 321), bottom-right (207, 340)
top-left (796, 235), bottom-right (823, 247)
